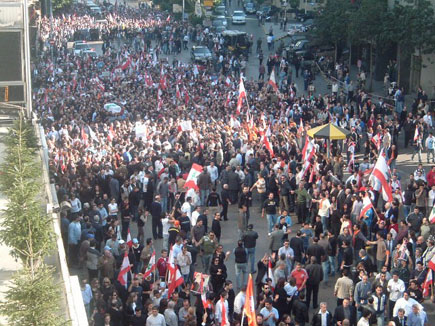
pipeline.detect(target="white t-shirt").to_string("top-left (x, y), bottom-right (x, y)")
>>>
top-left (108, 203), bottom-right (118, 216)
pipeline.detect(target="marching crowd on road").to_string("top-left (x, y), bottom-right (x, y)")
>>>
top-left (33, 2), bottom-right (435, 326)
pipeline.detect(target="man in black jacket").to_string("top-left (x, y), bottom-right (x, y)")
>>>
top-left (293, 293), bottom-right (309, 326)
top-left (333, 298), bottom-right (356, 326)
top-left (305, 256), bottom-right (323, 309)
top-left (311, 302), bottom-right (332, 326)
top-left (150, 195), bottom-right (163, 239)
top-left (290, 231), bottom-right (305, 263)
top-left (242, 224), bottom-right (259, 274)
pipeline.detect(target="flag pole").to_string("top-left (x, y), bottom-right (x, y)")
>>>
top-left (431, 269), bottom-right (434, 302)
top-left (241, 309), bottom-right (245, 326)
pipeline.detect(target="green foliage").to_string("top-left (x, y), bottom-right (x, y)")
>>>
top-left (0, 114), bottom-right (62, 324)
top-left (312, 0), bottom-right (352, 46)
top-left (390, 0), bottom-right (435, 55)
top-left (52, 0), bottom-right (73, 12)
top-left (289, 0), bottom-right (299, 9)
top-left (0, 115), bottom-right (55, 264)
top-left (0, 265), bottom-right (64, 326)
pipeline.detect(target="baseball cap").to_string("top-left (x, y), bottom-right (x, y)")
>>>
top-left (133, 238), bottom-right (139, 244)
top-left (119, 239), bottom-right (125, 245)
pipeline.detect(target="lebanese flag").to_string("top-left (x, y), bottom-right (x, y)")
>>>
top-left (143, 250), bottom-right (156, 277)
top-left (429, 206), bottom-right (435, 224)
top-left (184, 163), bottom-right (204, 190)
top-left (429, 255), bottom-right (435, 272)
top-left (268, 260), bottom-right (275, 290)
top-left (244, 274), bottom-right (257, 326)
top-left (302, 137), bottom-right (315, 161)
top-left (167, 262), bottom-right (184, 298)
top-left (118, 57), bottom-right (131, 71)
top-left (107, 125), bottom-right (115, 141)
top-left (423, 268), bottom-right (432, 297)
top-left (359, 195), bottom-right (374, 220)
top-left (268, 69), bottom-right (278, 93)
top-left (309, 163), bottom-right (317, 184)
top-left (297, 118), bottom-right (304, 134)
top-left (145, 72), bottom-right (153, 87)
top-left (184, 88), bottom-right (190, 105)
top-left (160, 66), bottom-right (167, 90)
top-left (117, 251), bottom-right (131, 288)
top-left (225, 93), bottom-right (231, 107)
top-left (176, 84), bottom-right (181, 99)
top-left (198, 272), bottom-right (208, 309)
top-left (166, 15), bottom-right (171, 22)
top-left (126, 228), bottom-right (133, 248)
top-left (261, 131), bottom-right (274, 158)
top-left (348, 142), bottom-right (355, 173)
top-left (371, 133), bottom-right (382, 150)
top-left (236, 78), bottom-right (246, 115)
top-left (225, 76), bottom-right (232, 87)
top-left (297, 160), bottom-right (311, 183)
top-left (370, 151), bottom-right (393, 202)
top-left (81, 126), bottom-right (88, 144)
top-left (414, 127), bottom-right (419, 142)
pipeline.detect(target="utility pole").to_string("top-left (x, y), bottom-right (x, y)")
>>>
top-left (23, 0), bottom-right (33, 118)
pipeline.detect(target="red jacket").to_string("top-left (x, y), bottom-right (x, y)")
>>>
top-left (427, 170), bottom-right (435, 188)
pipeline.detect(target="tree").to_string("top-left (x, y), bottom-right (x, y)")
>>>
top-left (289, 0), bottom-right (299, 9)
top-left (348, 0), bottom-right (390, 90)
top-left (0, 114), bottom-right (62, 325)
top-left (52, 0), bottom-right (73, 12)
top-left (312, 0), bottom-right (353, 62)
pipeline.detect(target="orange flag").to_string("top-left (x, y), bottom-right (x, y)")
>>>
top-left (221, 297), bottom-right (227, 326)
top-left (244, 274), bottom-right (257, 326)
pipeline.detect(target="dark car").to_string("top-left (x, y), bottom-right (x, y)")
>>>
top-left (256, 5), bottom-right (279, 20)
top-left (296, 11), bottom-right (315, 22)
top-left (212, 16), bottom-right (227, 33)
top-left (213, 5), bottom-right (227, 17)
top-left (244, 2), bottom-right (256, 14)
top-left (191, 46), bottom-right (213, 63)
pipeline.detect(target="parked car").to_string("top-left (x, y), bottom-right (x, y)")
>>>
top-left (232, 11), bottom-right (246, 24)
top-left (285, 35), bottom-right (308, 51)
top-left (296, 11), bottom-right (315, 22)
top-left (213, 5), bottom-right (227, 17)
top-left (302, 19), bottom-right (314, 31)
top-left (287, 23), bottom-right (305, 35)
top-left (256, 5), bottom-right (279, 20)
top-left (72, 41), bottom-right (91, 55)
top-left (191, 46), bottom-right (213, 63)
top-left (212, 16), bottom-right (227, 33)
top-left (244, 2), bottom-right (256, 14)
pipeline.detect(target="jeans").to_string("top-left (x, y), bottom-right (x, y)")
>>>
top-left (412, 147), bottom-right (422, 162)
top-left (321, 215), bottom-right (328, 232)
top-left (235, 262), bottom-right (248, 290)
top-left (428, 148), bottom-right (435, 163)
top-left (376, 259), bottom-right (385, 272)
top-left (376, 314), bottom-right (385, 326)
top-left (200, 189), bottom-right (210, 207)
top-left (163, 234), bottom-right (169, 251)
top-left (266, 214), bottom-right (277, 233)
top-left (322, 261), bottom-right (329, 283)
top-left (161, 197), bottom-right (168, 213)
top-left (403, 205), bottom-right (411, 218)
top-left (202, 254), bottom-right (212, 273)
top-left (247, 247), bottom-right (256, 273)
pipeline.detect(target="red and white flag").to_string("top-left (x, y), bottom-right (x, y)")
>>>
top-left (302, 137), bottom-right (315, 161)
top-left (297, 160), bottom-right (311, 183)
top-left (414, 127), bottom-right (420, 142)
top-left (429, 206), bottom-right (435, 224)
top-left (126, 228), bottom-right (133, 248)
top-left (225, 93), bottom-right (231, 107)
top-left (225, 76), bottom-right (232, 87)
top-left (81, 126), bottom-right (88, 144)
top-left (118, 57), bottom-right (131, 71)
top-left (422, 268), bottom-right (432, 297)
top-left (236, 78), bottom-right (246, 115)
top-left (167, 265), bottom-right (183, 297)
top-left (370, 151), bottom-right (393, 203)
top-left (359, 195), bottom-right (374, 220)
top-left (184, 163), bottom-right (204, 190)
top-left (220, 297), bottom-right (228, 326)
top-left (371, 133), bottom-right (382, 150)
top-left (297, 118), bottom-right (304, 134)
top-left (117, 251), bottom-right (131, 288)
top-left (347, 142), bottom-right (356, 173)
top-left (107, 125), bottom-right (115, 142)
top-left (160, 66), bottom-right (167, 90)
top-left (428, 254), bottom-right (435, 271)
top-left (176, 84), bottom-right (181, 99)
top-left (261, 131), bottom-right (274, 158)
top-left (268, 259), bottom-right (275, 290)
top-left (143, 250), bottom-right (156, 277)
top-left (268, 69), bottom-right (279, 93)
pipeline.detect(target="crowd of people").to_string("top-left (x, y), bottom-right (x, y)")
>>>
top-left (32, 1), bottom-right (435, 326)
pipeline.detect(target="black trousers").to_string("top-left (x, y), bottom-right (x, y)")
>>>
top-left (306, 283), bottom-right (319, 309)
top-left (296, 202), bottom-right (306, 223)
top-left (221, 203), bottom-right (229, 220)
top-left (152, 218), bottom-right (163, 239)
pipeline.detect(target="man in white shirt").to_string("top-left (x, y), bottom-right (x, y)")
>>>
top-left (146, 306), bottom-right (166, 326)
top-left (278, 240), bottom-right (294, 275)
top-left (392, 292), bottom-right (423, 317)
top-left (181, 197), bottom-right (192, 220)
top-left (215, 292), bottom-right (229, 326)
top-left (387, 272), bottom-right (405, 319)
top-left (233, 288), bottom-right (246, 316)
top-left (207, 162), bottom-right (219, 185)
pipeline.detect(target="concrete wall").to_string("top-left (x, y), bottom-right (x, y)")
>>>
top-left (420, 53), bottom-right (435, 93)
